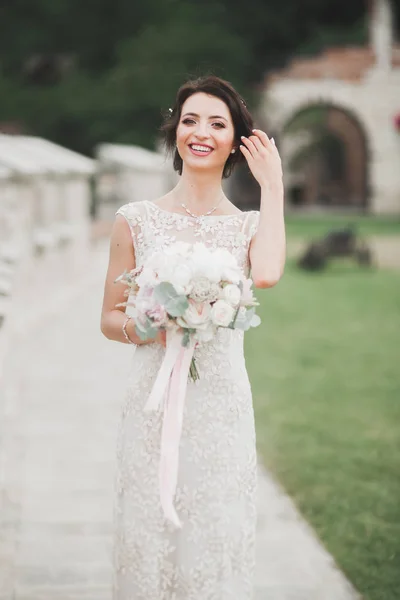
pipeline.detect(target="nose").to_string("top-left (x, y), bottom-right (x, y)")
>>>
top-left (194, 120), bottom-right (209, 139)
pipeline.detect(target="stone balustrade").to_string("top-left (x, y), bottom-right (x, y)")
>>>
top-left (0, 134), bottom-right (95, 378)
top-left (95, 143), bottom-right (176, 220)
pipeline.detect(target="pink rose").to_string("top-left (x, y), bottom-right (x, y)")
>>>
top-left (177, 300), bottom-right (211, 330)
top-left (222, 284), bottom-right (241, 307)
top-left (147, 304), bottom-right (168, 326)
top-left (210, 300), bottom-right (235, 327)
top-left (135, 285), bottom-right (155, 313)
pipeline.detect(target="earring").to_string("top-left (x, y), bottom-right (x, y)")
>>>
top-left (231, 149), bottom-right (236, 154)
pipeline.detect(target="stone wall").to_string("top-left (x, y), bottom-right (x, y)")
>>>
top-left (261, 59), bottom-right (400, 213)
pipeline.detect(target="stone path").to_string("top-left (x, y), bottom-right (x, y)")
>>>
top-left (0, 241), bottom-right (361, 600)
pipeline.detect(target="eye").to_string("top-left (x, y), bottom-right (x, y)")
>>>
top-left (182, 118), bottom-right (196, 125)
top-left (212, 122), bottom-right (225, 129)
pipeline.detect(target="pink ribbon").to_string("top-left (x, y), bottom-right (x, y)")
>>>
top-left (144, 329), bottom-right (195, 528)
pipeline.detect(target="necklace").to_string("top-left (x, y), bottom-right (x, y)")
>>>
top-left (181, 194), bottom-right (224, 220)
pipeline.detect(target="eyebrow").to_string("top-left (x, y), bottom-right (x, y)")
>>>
top-left (182, 112), bottom-right (228, 122)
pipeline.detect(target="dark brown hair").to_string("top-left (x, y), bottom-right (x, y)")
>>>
top-left (161, 75), bottom-right (254, 178)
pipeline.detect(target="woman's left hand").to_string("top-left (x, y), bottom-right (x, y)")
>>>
top-left (240, 129), bottom-right (283, 192)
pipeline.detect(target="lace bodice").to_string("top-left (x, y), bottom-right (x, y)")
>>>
top-left (115, 200), bottom-right (259, 275)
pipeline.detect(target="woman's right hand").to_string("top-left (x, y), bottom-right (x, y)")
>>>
top-left (154, 329), bottom-right (167, 347)
top-left (125, 318), bottom-right (166, 347)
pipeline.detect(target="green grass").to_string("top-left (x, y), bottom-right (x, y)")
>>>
top-left (285, 214), bottom-right (400, 239)
top-left (246, 260), bottom-right (400, 600)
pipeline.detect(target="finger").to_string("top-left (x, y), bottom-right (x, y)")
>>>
top-left (240, 136), bottom-right (257, 158)
top-left (239, 144), bottom-right (253, 162)
top-left (270, 137), bottom-right (279, 151)
top-left (252, 129), bottom-right (274, 150)
top-left (248, 134), bottom-right (266, 154)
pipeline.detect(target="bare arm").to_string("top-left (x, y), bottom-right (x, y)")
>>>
top-left (249, 183), bottom-right (286, 288)
top-left (101, 215), bottom-right (166, 346)
top-left (100, 215), bottom-right (144, 344)
top-left (240, 129), bottom-right (286, 288)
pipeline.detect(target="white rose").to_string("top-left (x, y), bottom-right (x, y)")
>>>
top-left (191, 244), bottom-right (222, 282)
top-left (223, 267), bottom-right (241, 284)
top-left (177, 301), bottom-right (211, 330)
top-left (170, 262), bottom-right (193, 291)
top-left (210, 299), bottom-right (235, 327)
top-left (159, 257), bottom-right (193, 294)
top-left (212, 248), bottom-right (242, 284)
top-left (222, 284), bottom-right (241, 307)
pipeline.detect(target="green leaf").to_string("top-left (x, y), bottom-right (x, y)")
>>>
top-left (135, 316), bottom-right (157, 340)
top-left (135, 324), bottom-right (148, 341)
top-left (154, 282), bottom-right (189, 317)
top-left (154, 282), bottom-right (179, 303)
top-left (165, 296), bottom-right (189, 317)
top-left (233, 307), bottom-right (260, 331)
top-left (182, 330), bottom-right (190, 348)
top-left (228, 304), bottom-right (242, 329)
top-left (250, 313), bottom-right (261, 328)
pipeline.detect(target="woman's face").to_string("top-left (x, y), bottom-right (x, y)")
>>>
top-left (176, 92), bottom-right (236, 174)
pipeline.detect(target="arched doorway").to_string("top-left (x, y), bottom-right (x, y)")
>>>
top-left (281, 104), bottom-right (369, 210)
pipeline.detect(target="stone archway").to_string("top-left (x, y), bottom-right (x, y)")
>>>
top-left (280, 102), bottom-right (370, 210)
top-left (256, 41), bottom-right (400, 214)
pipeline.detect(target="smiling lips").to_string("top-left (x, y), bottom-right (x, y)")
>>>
top-left (189, 143), bottom-right (214, 156)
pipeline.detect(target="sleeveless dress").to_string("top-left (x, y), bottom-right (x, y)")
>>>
top-left (113, 199), bottom-right (260, 600)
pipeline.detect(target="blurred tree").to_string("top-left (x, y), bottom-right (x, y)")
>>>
top-left (0, 0), bottom-right (379, 154)
top-left (203, 0), bottom-right (367, 76)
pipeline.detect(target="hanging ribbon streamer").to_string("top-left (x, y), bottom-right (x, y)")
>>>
top-left (144, 329), bottom-right (195, 528)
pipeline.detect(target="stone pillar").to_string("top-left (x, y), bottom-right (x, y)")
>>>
top-left (370, 0), bottom-right (394, 71)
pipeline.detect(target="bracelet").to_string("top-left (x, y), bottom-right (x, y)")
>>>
top-left (122, 315), bottom-right (136, 345)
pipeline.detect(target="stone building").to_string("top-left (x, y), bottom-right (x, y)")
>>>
top-left (253, 0), bottom-right (400, 214)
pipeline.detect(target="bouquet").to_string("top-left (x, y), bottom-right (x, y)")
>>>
top-left (114, 241), bottom-right (261, 528)
top-left (115, 241), bottom-right (260, 380)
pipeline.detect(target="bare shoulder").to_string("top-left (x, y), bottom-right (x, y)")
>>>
top-left (148, 192), bottom-right (175, 210)
top-left (115, 200), bottom-right (147, 222)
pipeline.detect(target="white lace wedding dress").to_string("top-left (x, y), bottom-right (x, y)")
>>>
top-left (113, 199), bottom-right (259, 600)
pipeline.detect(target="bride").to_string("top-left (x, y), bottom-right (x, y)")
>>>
top-left (100, 74), bottom-right (285, 599)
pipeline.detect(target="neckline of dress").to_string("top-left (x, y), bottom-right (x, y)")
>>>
top-left (145, 200), bottom-right (245, 219)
